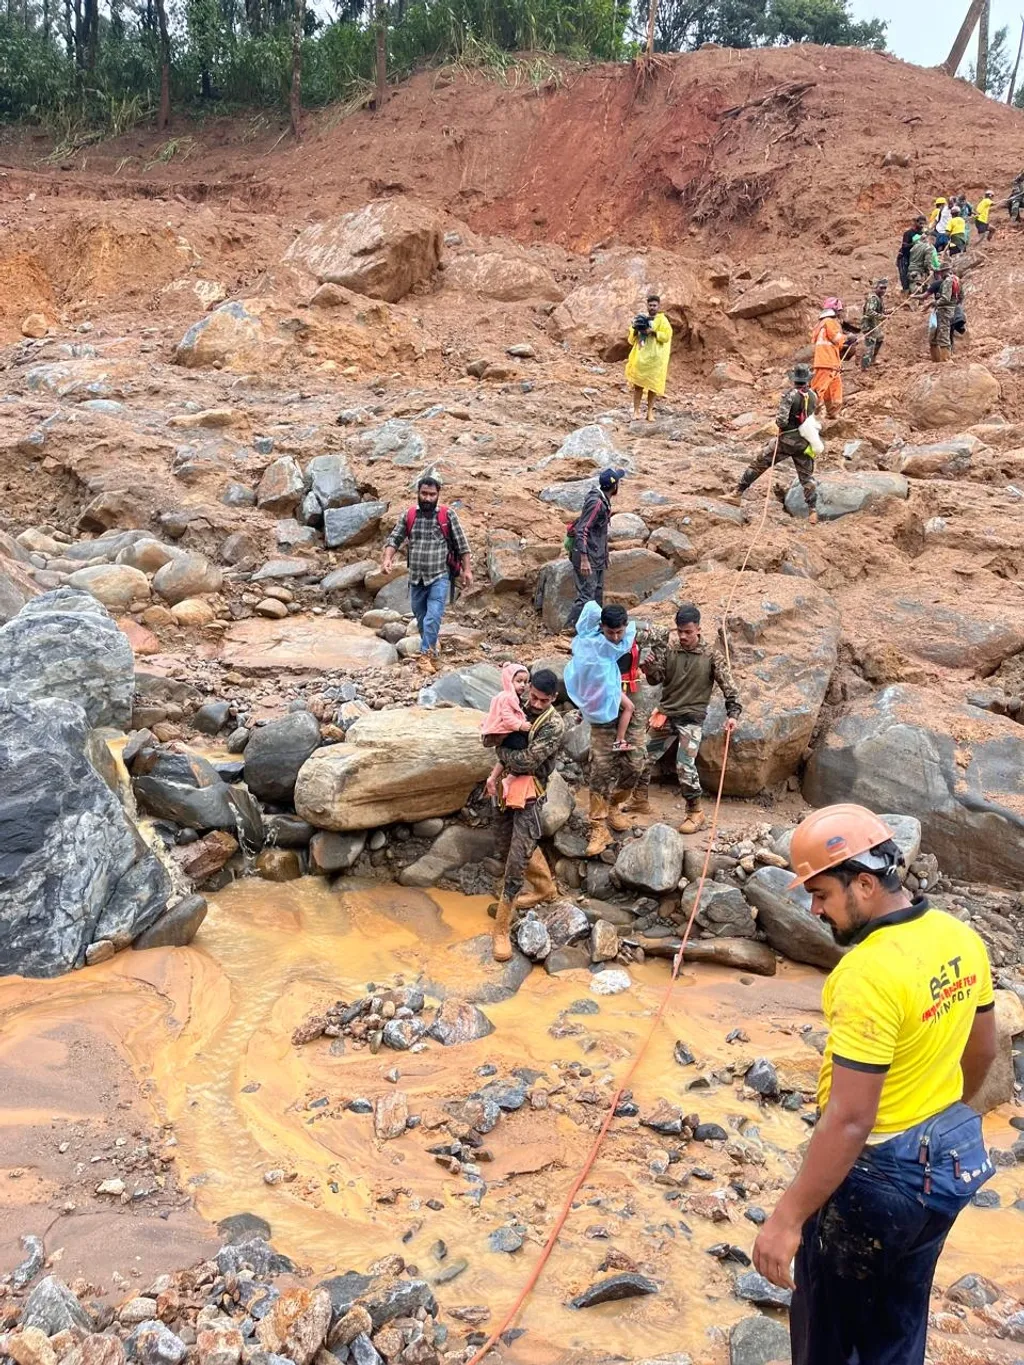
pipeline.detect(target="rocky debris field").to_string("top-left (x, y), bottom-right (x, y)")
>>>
top-left (3, 40), bottom-right (1024, 1365)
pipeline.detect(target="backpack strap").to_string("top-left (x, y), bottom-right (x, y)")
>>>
top-left (404, 506), bottom-right (417, 537)
top-left (437, 505), bottom-right (450, 539)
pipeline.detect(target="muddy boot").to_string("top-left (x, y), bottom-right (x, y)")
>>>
top-left (585, 794), bottom-right (613, 857)
top-left (622, 782), bottom-right (652, 815)
top-left (678, 798), bottom-right (706, 835)
top-left (492, 896), bottom-right (514, 962)
top-left (607, 789), bottom-right (635, 833)
top-left (937, 348), bottom-right (950, 363)
top-left (514, 849), bottom-right (557, 910)
top-left (929, 344), bottom-right (941, 362)
top-left (808, 509), bottom-right (819, 526)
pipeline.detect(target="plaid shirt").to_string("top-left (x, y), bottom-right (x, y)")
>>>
top-left (384, 505), bottom-right (470, 585)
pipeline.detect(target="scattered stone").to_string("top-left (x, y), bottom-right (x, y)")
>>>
top-left (427, 999), bottom-right (494, 1046)
top-left (244, 711), bottom-right (322, 803)
top-left (614, 824), bottom-right (686, 895)
top-left (255, 1288), bottom-right (332, 1365)
top-left (487, 1226), bottom-right (524, 1253)
top-left (945, 1273), bottom-right (1000, 1308)
top-left (590, 919), bottom-right (619, 962)
top-left (745, 1059), bottom-right (779, 1098)
top-left (567, 1273), bottom-right (659, 1309)
top-left (374, 1092), bottom-right (410, 1140)
top-left (124, 1322), bottom-right (187, 1365)
top-left (151, 553), bottom-right (223, 606)
top-left (590, 968), bottom-right (631, 995)
top-left (516, 913), bottom-right (552, 960)
top-left (734, 1271), bottom-right (793, 1309)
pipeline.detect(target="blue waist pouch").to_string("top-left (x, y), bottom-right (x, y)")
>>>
top-left (855, 1101), bottom-right (994, 1216)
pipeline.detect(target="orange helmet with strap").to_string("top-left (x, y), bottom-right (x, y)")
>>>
top-left (788, 804), bottom-right (896, 889)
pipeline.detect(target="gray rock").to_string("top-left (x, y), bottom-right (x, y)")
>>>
top-left (265, 815), bottom-right (315, 848)
top-left (568, 1272), bottom-right (659, 1308)
top-left (257, 457), bottom-right (308, 516)
top-left (615, 824), bottom-right (686, 895)
top-left (545, 946), bottom-right (591, 973)
top-left (745, 1059), bottom-right (779, 1098)
top-left (785, 472), bottom-right (909, 521)
top-left (309, 830), bottom-right (366, 873)
top-left (0, 589), bottom-right (133, 728)
top-left (217, 1212), bottom-right (272, 1245)
top-left (244, 712), bottom-right (322, 803)
top-left (275, 520), bottom-right (319, 551)
top-left (729, 1314), bottom-right (791, 1365)
top-left (151, 552), bottom-right (223, 604)
top-left (125, 1322), bottom-right (187, 1365)
top-left (22, 1276), bottom-right (93, 1335)
top-left (350, 1336), bottom-right (383, 1365)
top-left (427, 999), bottom-right (495, 1046)
top-left (516, 912), bottom-right (552, 960)
top-left (319, 1271), bottom-right (374, 1316)
top-left (194, 701), bottom-right (232, 735)
top-left (1, 694), bottom-right (172, 978)
top-left (252, 557), bottom-right (315, 582)
top-left (804, 685), bottom-right (1024, 886)
top-left (222, 482), bottom-right (256, 507)
top-left (305, 454), bottom-right (359, 515)
top-left (133, 748), bottom-right (237, 830)
top-left (488, 1225), bottom-right (525, 1253)
top-left (741, 867), bottom-right (841, 970)
top-left (647, 527), bottom-right (698, 565)
top-left (132, 895), bottom-right (208, 950)
top-left (12, 1233), bottom-right (45, 1288)
top-left (425, 663), bottom-right (506, 711)
top-left (383, 1017), bottom-right (427, 1050)
top-left (539, 478), bottom-right (597, 513)
top-left (354, 419), bottom-right (426, 467)
top-left (945, 1273), bottom-right (1000, 1308)
top-left (476, 1078), bottom-right (528, 1110)
top-left (683, 882), bottom-right (756, 939)
top-left (324, 502), bottom-right (388, 549)
top-left (359, 1277), bottom-right (437, 1330)
top-left (534, 899), bottom-right (590, 948)
top-left (215, 1237), bottom-right (295, 1276)
top-left (398, 826), bottom-right (495, 888)
top-left (609, 511), bottom-right (649, 541)
top-left (734, 1271), bottom-right (792, 1309)
top-left (321, 561), bottom-right (377, 593)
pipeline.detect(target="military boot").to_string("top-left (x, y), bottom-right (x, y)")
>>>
top-left (514, 849), bottom-right (557, 910)
top-left (607, 789), bottom-right (635, 832)
top-left (679, 798), bottom-right (706, 835)
top-left (585, 794), bottom-right (613, 857)
top-left (492, 895), bottom-right (514, 962)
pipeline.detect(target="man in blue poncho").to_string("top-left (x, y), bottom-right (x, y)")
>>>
top-left (565, 601), bottom-right (648, 856)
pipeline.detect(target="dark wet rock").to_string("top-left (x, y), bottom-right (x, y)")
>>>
top-left (488, 1225), bottom-right (525, 1253)
top-left (349, 1336), bottom-right (383, 1365)
top-left (131, 895), bottom-right (208, 950)
top-left (310, 830), bottom-right (367, 874)
top-left (217, 1212), bottom-right (272, 1245)
top-left (22, 1276), bottom-right (93, 1335)
top-left (533, 900), bottom-right (590, 948)
top-left (515, 912), bottom-right (552, 960)
top-left (567, 1272), bottom-right (659, 1309)
top-left (216, 1238), bottom-right (295, 1277)
top-left (683, 882), bottom-right (755, 939)
top-left (0, 589), bottom-right (133, 728)
top-left (641, 1100), bottom-right (684, 1136)
top-left (744, 1207), bottom-right (767, 1226)
top-left (545, 946), bottom-right (592, 974)
top-left (729, 1315), bottom-right (791, 1365)
top-left (194, 701), bottom-right (232, 735)
top-left (319, 1272), bottom-right (374, 1317)
top-left (383, 1017), bottom-right (427, 1050)
top-left (972, 1189), bottom-right (1001, 1208)
top-left (945, 1273), bottom-right (1000, 1308)
top-left (244, 712), bottom-right (322, 803)
top-left (1, 694), bottom-right (172, 977)
top-left (475, 1079), bottom-right (528, 1111)
top-left (734, 1271), bottom-right (793, 1309)
top-left (427, 999), bottom-right (494, 1046)
top-left (708, 1244), bottom-right (752, 1266)
top-left (133, 748), bottom-right (237, 830)
top-left (745, 1060), bottom-right (779, 1098)
top-left (741, 867), bottom-right (842, 971)
top-left (568, 999), bottom-right (600, 1015)
top-left (359, 1277), bottom-right (437, 1330)
top-left (674, 1041), bottom-right (696, 1066)
top-left (265, 814), bottom-right (316, 848)
top-left (694, 1123), bottom-right (728, 1143)
top-left (433, 1258), bottom-right (468, 1285)
top-left (348, 1095), bottom-right (373, 1113)
top-left (447, 1096), bottom-right (502, 1135)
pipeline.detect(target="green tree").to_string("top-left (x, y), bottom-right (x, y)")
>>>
top-left (636, 0), bottom-right (884, 54)
top-left (969, 24), bottom-right (1013, 97)
top-left (765, 0), bottom-right (885, 48)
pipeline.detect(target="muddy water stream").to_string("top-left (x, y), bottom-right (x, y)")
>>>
top-left (1, 879), bottom-right (1021, 1362)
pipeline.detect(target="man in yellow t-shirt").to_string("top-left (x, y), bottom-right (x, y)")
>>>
top-left (976, 190), bottom-right (995, 243)
top-left (753, 804), bottom-right (997, 1365)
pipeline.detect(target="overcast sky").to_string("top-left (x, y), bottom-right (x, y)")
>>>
top-left (849, 0), bottom-right (1022, 74)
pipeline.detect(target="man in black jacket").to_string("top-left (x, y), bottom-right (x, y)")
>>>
top-left (897, 215), bottom-right (927, 293)
top-left (565, 467), bottom-right (626, 630)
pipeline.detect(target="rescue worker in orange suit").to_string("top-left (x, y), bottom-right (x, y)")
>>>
top-left (810, 298), bottom-right (855, 419)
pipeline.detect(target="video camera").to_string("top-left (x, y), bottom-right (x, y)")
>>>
top-left (632, 313), bottom-right (653, 337)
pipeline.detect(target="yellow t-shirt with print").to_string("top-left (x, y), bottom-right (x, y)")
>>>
top-left (817, 903), bottom-right (994, 1134)
top-left (976, 197), bottom-right (993, 225)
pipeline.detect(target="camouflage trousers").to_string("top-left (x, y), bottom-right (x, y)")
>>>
top-left (493, 798), bottom-right (545, 903)
top-left (589, 711), bottom-right (648, 800)
top-left (862, 330), bottom-right (884, 366)
top-left (739, 439), bottom-right (817, 510)
top-left (640, 718), bottom-right (704, 802)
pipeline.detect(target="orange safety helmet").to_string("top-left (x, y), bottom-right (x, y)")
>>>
top-left (788, 804), bottom-right (896, 889)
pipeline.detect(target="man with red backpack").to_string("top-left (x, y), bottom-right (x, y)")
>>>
top-left (380, 472), bottom-right (472, 671)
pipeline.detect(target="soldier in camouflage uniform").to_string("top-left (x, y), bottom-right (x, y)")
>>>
top-left (735, 364), bottom-right (820, 525)
top-left (633, 604), bottom-right (742, 834)
top-left (860, 279), bottom-right (888, 370)
top-left (922, 264), bottom-right (959, 362)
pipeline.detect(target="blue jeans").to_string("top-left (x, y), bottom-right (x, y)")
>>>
top-left (791, 1161), bottom-right (955, 1365)
top-left (409, 576), bottom-right (449, 652)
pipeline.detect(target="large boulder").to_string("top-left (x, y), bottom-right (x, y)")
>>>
top-left (804, 685), bottom-right (1024, 886)
top-left (294, 708), bottom-right (495, 830)
top-left (0, 589), bottom-right (134, 729)
top-left (283, 200), bottom-right (442, 303)
top-left (0, 691), bottom-right (172, 977)
top-left (614, 823), bottom-right (686, 895)
top-left (244, 712), bottom-right (322, 803)
top-left (726, 277), bottom-right (805, 318)
top-left (540, 549), bottom-right (675, 631)
top-left (323, 502), bottom-right (387, 550)
top-left (905, 364), bottom-right (1001, 430)
top-left (152, 553), bottom-right (223, 605)
top-left (132, 747), bottom-right (238, 831)
top-left (445, 250), bottom-right (562, 302)
top-left (67, 564), bottom-right (150, 611)
top-left (784, 472), bottom-right (909, 521)
top-left (741, 866), bottom-right (842, 970)
top-left (0, 538), bottom-right (39, 623)
top-left (898, 440), bottom-right (974, 480)
top-left (302, 454), bottom-right (359, 523)
top-left (879, 597), bottom-right (1024, 673)
top-left (174, 300), bottom-right (289, 372)
top-left (220, 618), bottom-right (398, 673)
top-left (257, 457), bottom-right (308, 516)
top-left (638, 572), bottom-right (840, 796)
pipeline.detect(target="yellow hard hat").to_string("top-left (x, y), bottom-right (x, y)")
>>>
top-left (934, 197), bottom-right (947, 206)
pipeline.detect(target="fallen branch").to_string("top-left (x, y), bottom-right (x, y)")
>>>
top-left (718, 80), bottom-right (816, 121)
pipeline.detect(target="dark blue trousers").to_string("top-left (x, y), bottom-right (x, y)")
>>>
top-left (790, 1162), bottom-right (956, 1365)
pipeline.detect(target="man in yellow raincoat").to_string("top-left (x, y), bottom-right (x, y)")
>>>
top-left (625, 292), bottom-right (672, 422)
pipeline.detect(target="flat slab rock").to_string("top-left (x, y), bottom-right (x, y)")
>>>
top-left (220, 617), bottom-right (398, 673)
top-left (568, 1272), bottom-right (659, 1308)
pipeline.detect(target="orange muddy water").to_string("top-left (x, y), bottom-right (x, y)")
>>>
top-left (0, 879), bottom-right (1021, 1363)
